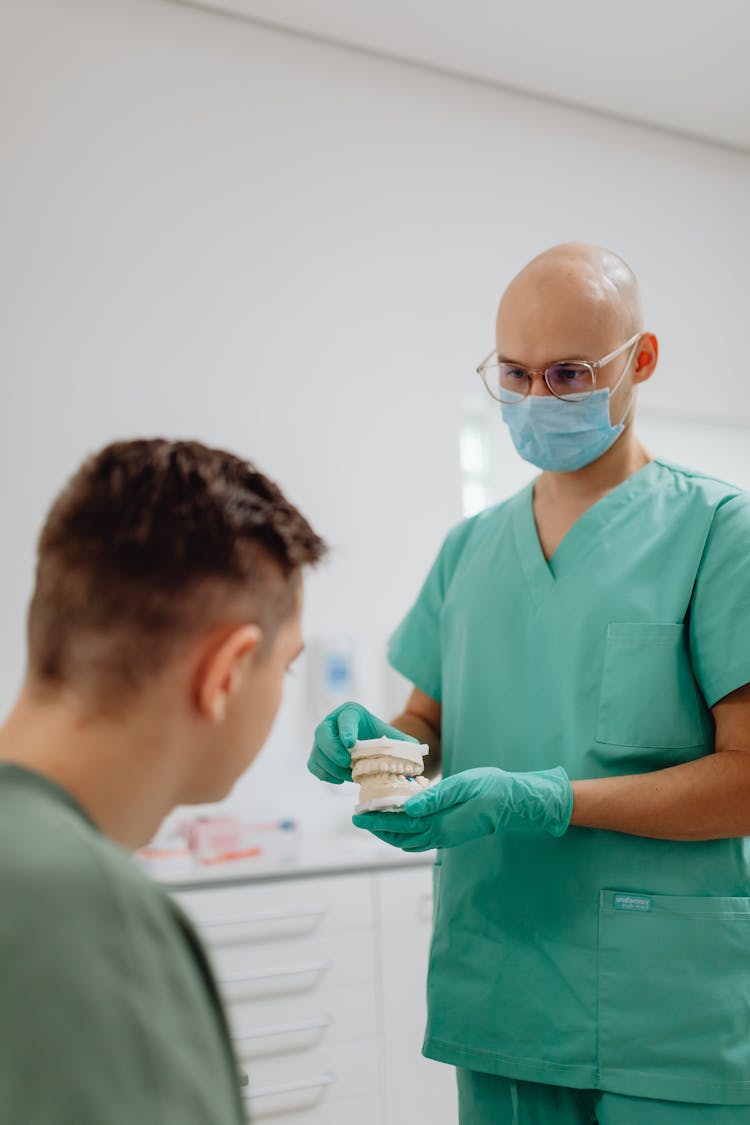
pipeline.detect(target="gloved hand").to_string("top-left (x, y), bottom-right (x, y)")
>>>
top-left (307, 701), bottom-right (419, 785)
top-left (352, 765), bottom-right (573, 850)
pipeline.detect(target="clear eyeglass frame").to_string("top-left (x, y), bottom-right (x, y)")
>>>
top-left (476, 333), bottom-right (641, 404)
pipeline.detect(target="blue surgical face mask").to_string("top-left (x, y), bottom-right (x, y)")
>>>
top-left (500, 361), bottom-right (634, 473)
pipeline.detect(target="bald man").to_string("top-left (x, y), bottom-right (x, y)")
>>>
top-left (308, 244), bottom-right (750, 1124)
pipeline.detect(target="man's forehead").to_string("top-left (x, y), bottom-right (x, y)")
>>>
top-left (502, 256), bottom-right (624, 308)
top-left (497, 288), bottom-right (623, 358)
top-left (496, 247), bottom-right (640, 356)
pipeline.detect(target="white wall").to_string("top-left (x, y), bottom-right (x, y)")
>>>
top-left (3, 0), bottom-right (750, 828)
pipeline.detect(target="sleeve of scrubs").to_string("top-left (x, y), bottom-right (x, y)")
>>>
top-left (689, 492), bottom-right (750, 708)
top-left (388, 517), bottom-right (476, 702)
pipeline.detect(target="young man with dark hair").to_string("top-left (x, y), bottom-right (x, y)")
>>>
top-left (0, 438), bottom-right (326, 1123)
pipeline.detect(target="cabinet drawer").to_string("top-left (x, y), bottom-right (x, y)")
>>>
top-left (214, 929), bottom-right (375, 1003)
top-left (229, 983), bottom-right (377, 1056)
top-left (243, 1039), bottom-right (378, 1119)
top-left (174, 872), bottom-right (372, 944)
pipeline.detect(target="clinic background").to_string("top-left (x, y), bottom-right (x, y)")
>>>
top-left (3, 0), bottom-right (750, 835)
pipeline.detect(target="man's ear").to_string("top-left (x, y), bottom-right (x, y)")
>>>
top-left (633, 333), bottom-right (658, 385)
top-left (196, 624), bottom-right (263, 723)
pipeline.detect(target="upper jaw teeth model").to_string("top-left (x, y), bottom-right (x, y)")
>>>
top-left (351, 736), bottom-right (430, 814)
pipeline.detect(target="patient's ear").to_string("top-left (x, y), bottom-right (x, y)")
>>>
top-left (195, 624), bottom-right (262, 723)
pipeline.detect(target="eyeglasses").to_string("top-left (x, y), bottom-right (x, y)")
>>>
top-left (477, 333), bottom-right (641, 404)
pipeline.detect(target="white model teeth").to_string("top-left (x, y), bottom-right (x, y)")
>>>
top-left (351, 739), bottom-right (430, 812)
top-left (358, 773), bottom-right (430, 794)
top-left (351, 756), bottom-right (424, 780)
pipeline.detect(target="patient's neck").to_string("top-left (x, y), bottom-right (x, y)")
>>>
top-left (0, 684), bottom-right (184, 851)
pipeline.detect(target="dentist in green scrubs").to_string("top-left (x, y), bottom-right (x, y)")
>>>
top-left (309, 243), bottom-right (750, 1124)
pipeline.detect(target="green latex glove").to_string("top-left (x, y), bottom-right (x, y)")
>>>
top-left (352, 765), bottom-right (573, 850)
top-left (307, 701), bottom-right (418, 785)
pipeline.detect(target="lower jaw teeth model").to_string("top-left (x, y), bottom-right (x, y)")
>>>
top-left (351, 737), bottom-right (430, 814)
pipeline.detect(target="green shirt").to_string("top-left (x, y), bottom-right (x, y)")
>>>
top-left (389, 458), bottom-right (750, 1105)
top-left (0, 763), bottom-right (245, 1124)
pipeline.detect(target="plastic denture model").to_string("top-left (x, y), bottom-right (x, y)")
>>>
top-left (351, 737), bottom-right (430, 814)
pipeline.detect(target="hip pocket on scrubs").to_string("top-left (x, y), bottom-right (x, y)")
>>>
top-left (597, 889), bottom-right (750, 1102)
top-left (596, 622), bottom-right (704, 749)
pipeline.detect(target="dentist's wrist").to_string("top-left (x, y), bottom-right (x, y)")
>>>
top-left (541, 766), bottom-right (574, 837)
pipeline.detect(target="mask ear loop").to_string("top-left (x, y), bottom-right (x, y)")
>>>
top-left (609, 339), bottom-right (639, 427)
top-left (616, 392), bottom-right (635, 428)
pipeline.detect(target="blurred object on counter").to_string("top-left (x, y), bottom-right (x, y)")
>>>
top-left (181, 815), bottom-right (261, 864)
top-left (182, 815), bottom-right (300, 866)
top-left (135, 815), bottom-right (300, 875)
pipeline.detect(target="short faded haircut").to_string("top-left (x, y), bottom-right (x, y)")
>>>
top-left (27, 439), bottom-right (327, 700)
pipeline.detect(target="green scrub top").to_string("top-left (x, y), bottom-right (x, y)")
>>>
top-left (0, 763), bottom-right (245, 1124)
top-left (388, 458), bottom-right (750, 1106)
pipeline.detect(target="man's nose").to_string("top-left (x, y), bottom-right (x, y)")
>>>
top-left (528, 372), bottom-right (553, 397)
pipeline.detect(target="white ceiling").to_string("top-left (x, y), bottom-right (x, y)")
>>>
top-left (178, 0), bottom-right (750, 153)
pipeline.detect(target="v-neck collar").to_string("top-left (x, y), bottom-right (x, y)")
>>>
top-left (511, 459), bottom-right (659, 604)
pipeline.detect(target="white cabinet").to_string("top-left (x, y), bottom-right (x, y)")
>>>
top-left (172, 863), bottom-right (457, 1125)
top-left (175, 873), bottom-right (379, 1122)
top-left (375, 867), bottom-right (457, 1125)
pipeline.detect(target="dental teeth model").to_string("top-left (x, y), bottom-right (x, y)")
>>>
top-left (351, 737), bottom-right (431, 814)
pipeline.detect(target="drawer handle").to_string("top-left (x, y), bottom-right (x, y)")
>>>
top-left (219, 959), bottom-right (332, 985)
top-left (202, 907), bottom-right (327, 929)
top-left (245, 1071), bottom-right (337, 1100)
top-left (234, 1015), bottom-right (333, 1041)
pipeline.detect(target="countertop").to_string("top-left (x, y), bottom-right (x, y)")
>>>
top-left (144, 830), bottom-right (435, 891)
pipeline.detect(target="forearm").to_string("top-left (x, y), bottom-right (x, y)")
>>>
top-left (570, 751), bottom-right (750, 840)
top-left (390, 711), bottom-right (442, 778)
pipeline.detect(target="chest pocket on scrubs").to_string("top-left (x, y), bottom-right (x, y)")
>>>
top-left (596, 622), bottom-right (704, 750)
